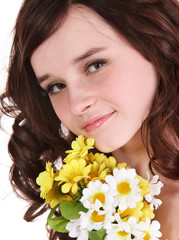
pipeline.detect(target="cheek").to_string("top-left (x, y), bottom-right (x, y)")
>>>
top-left (96, 67), bottom-right (135, 105)
top-left (50, 95), bottom-right (70, 122)
top-left (50, 95), bottom-right (79, 135)
top-left (99, 63), bottom-right (158, 116)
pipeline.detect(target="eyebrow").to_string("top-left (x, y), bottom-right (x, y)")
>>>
top-left (37, 47), bottom-right (107, 84)
top-left (37, 74), bottom-right (51, 84)
top-left (72, 47), bottom-right (107, 65)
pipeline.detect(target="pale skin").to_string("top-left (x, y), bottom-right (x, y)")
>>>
top-left (31, 5), bottom-right (179, 239)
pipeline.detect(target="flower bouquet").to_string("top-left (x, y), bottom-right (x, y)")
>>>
top-left (36, 135), bottom-right (163, 240)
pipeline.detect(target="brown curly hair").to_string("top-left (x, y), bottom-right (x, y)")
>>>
top-left (1, 0), bottom-right (179, 239)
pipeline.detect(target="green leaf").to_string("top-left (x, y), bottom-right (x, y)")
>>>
top-left (60, 200), bottom-right (88, 220)
top-left (89, 229), bottom-right (106, 240)
top-left (47, 204), bottom-right (60, 219)
top-left (48, 216), bottom-right (69, 233)
top-left (47, 204), bottom-right (69, 233)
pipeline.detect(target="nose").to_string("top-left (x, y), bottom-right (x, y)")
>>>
top-left (68, 83), bottom-right (96, 115)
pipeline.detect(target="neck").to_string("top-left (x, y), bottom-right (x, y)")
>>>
top-left (112, 130), bottom-right (150, 178)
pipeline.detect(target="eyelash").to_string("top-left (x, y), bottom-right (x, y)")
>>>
top-left (44, 82), bottom-right (66, 96)
top-left (84, 59), bottom-right (107, 75)
top-left (42, 59), bottom-right (107, 96)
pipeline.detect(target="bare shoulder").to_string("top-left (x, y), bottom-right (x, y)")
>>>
top-left (155, 177), bottom-right (179, 239)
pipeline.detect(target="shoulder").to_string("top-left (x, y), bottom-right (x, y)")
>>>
top-left (155, 177), bottom-right (179, 238)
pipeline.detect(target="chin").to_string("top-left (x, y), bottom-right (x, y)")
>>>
top-left (94, 142), bottom-right (119, 154)
top-left (93, 134), bottom-right (133, 153)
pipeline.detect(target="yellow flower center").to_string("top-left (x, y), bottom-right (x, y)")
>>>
top-left (143, 232), bottom-right (150, 240)
top-left (70, 174), bottom-right (81, 183)
top-left (93, 193), bottom-right (105, 204)
top-left (120, 208), bottom-right (130, 219)
top-left (117, 231), bottom-right (129, 236)
top-left (117, 182), bottom-right (131, 195)
top-left (91, 210), bottom-right (105, 222)
top-left (89, 174), bottom-right (97, 180)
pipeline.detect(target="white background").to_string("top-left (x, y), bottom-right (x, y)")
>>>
top-left (0, 1), bottom-right (49, 239)
top-left (2, 1), bottom-right (178, 240)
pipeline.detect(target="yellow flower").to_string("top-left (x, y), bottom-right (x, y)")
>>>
top-left (45, 182), bottom-right (72, 208)
top-left (117, 162), bottom-right (127, 170)
top-left (141, 201), bottom-right (155, 221)
top-left (88, 152), bottom-right (117, 172)
top-left (36, 162), bottom-right (58, 199)
top-left (64, 135), bottom-right (94, 163)
top-left (118, 201), bottom-right (144, 222)
top-left (88, 161), bottom-right (109, 182)
top-left (55, 159), bottom-right (91, 194)
top-left (137, 175), bottom-right (150, 197)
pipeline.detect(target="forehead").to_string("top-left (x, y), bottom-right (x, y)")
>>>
top-left (31, 6), bottom-right (120, 58)
top-left (59, 5), bottom-right (117, 38)
top-left (30, 5), bottom-right (130, 78)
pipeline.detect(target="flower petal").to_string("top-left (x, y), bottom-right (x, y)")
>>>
top-left (62, 182), bottom-right (72, 193)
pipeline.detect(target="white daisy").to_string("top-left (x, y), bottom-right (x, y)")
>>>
top-left (80, 180), bottom-right (113, 211)
top-left (145, 175), bottom-right (163, 209)
top-left (79, 208), bottom-right (114, 232)
top-left (105, 168), bottom-right (142, 211)
top-left (66, 218), bottom-right (88, 240)
top-left (135, 217), bottom-right (162, 240)
top-left (105, 215), bottom-right (139, 240)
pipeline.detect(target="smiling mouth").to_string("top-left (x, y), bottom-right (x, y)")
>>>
top-left (81, 111), bottom-right (116, 132)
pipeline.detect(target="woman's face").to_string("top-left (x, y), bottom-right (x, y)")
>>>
top-left (31, 6), bottom-right (158, 153)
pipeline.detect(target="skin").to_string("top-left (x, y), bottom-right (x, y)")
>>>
top-left (31, 5), bottom-right (179, 238)
top-left (31, 6), bottom-right (158, 153)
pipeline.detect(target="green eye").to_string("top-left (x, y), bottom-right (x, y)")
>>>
top-left (84, 59), bottom-right (106, 75)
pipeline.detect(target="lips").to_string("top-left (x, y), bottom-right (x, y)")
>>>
top-left (81, 111), bottom-right (115, 132)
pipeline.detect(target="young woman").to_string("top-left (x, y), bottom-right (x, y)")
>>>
top-left (1, 0), bottom-right (179, 239)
